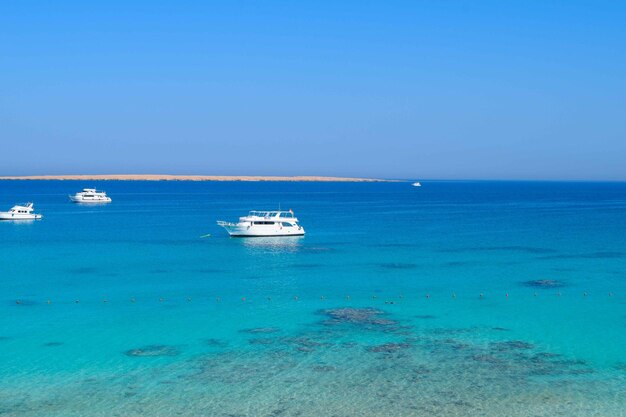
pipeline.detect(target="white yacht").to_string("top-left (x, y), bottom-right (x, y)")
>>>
top-left (0, 203), bottom-right (42, 220)
top-left (69, 188), bottom-right (112, 203)
top-left (412, 182), bottom-right (422, 187)
top-left (217, 210), bottom-right (305, 237)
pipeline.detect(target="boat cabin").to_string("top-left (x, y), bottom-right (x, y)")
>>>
top-left (240, 211), bottom-right (299, 226)
top-left (10, 204), bottom-right (34, 214)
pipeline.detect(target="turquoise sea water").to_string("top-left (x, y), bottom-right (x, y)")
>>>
top-left (0, 180), bottom-right (625, 416)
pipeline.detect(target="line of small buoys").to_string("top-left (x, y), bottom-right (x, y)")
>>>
top-left (13, 291), bottom-right (620, 306)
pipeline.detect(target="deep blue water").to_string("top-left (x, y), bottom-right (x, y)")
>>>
top-left (0, 180), bottom-right (625, 416)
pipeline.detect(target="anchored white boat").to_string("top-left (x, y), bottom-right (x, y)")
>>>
top-left (69, 188), bottom-right (112, 203)
top-left (412, 182), bottom-right (422, 187)
top-left (0, 203), bottom-right (42, 220)
top-left (217, 210), bottom-right (305, 237)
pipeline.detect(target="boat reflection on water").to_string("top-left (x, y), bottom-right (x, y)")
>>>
top-left (0, 218), bottom-right (37, 226)
top-left (240, 236), bottom-right (305, 253)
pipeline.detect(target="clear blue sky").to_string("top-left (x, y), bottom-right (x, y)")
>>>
top-left (1, 1), bottom-right (625, 180)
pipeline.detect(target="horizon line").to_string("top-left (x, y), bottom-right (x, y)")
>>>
top-left (0, 174), bottom-right (395, 182)
top-left (0, 174), bottom-right (625, 183)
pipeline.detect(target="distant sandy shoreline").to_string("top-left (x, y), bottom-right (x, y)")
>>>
top-left (0, 174), bottom-right (393, 182)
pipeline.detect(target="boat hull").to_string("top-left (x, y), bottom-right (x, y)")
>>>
top-left (0, 213), bottom-right (42, 220)
top-left (69, 196), bottom-right (112, 203)
top-left (218, 223), bottom-right (305, 237)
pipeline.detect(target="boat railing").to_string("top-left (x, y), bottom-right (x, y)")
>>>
top-left (217, 220), bottom-right (235, 227)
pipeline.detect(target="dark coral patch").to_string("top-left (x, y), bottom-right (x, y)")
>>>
top-left (439, 339), bottom-right (470, 351)
top-left (490, 340), bottom-right (534, 351)
top-left (204, 338), bottom-right (228, 347)
top-left (367, 343), bottom-right (411, 353)
top-left (284, 336), bottom-right (326, 347)
top-left (531, 352), bottom-right (561, 360)
top-left (522, 279), bottom-right (565, 289)
top-left (312, 365), bottom-right (336, 372)
top-left (613, 362), bottom-right (626, 371)
top-left (470, 354), bottom-right (502, 364)
top-left (43, 342), bottom-right (64, 347)
top-left (124, 345), bottom-right (179, 357)
top-left (248, 338), bottom-right (275, 345)
top-left (319, 307), bottom-right (397, 327)
top-left (239, 327), bottom-right (281, 334)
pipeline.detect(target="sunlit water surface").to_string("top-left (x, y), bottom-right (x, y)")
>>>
top-left (0, 180), bottom-right (625, 416)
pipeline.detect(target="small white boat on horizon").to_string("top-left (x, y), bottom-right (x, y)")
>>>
top-left (412, 182), bottom-right (422, 187)
top-left (217, 210), bottom-right (305, 237)
top-left (69, 188), bottom-right (112, 203)
top-left (0, 203), bottom-right (42, 220)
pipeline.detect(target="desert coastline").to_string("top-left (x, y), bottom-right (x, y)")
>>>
top-left (0, 174), bottom-right (393, 182)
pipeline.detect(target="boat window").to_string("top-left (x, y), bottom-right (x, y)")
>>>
top-left (251, 211), bottom-right (272, 218)
top-left (279, 212), bottom-right (293, 218)
top-left (281, 222), bottom-right (293, 227)
top-left (253, 221), bottom-right (275, 225)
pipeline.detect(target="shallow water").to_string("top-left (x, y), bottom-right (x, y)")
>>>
top-left (0, 180), bottom-right (625, 416)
